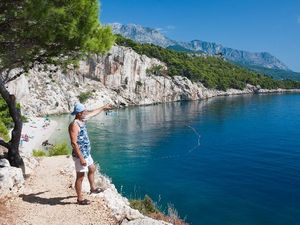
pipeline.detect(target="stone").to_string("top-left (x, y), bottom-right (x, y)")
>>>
top-left (22, 154), bottom-right (39, 176)
top-left (0, 158), bottom-right (10, 167)
top-left (0, 162), bottom-right (24, 197)
top-left (121, 218), bottom-right (172, 225)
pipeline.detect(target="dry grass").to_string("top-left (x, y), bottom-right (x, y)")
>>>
top-left (130, 195), bottom-right (189, 225)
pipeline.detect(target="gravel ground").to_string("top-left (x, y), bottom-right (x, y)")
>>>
top-left (1, 156), bottom-right (118, 225)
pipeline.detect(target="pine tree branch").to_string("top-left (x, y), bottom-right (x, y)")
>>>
top-left (5, 69), bottom-right (27, 83)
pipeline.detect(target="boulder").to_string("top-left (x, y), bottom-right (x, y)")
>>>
top-left (0, 159), bottom-right (24, 197)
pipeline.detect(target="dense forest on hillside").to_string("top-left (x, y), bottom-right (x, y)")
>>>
top-left (115, 35), bottom-right (300, 90)
top-left (235, 63), bottom-right (300, 81)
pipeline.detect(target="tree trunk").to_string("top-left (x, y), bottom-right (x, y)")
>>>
top-left (0, 79), bottom-right (24, 172)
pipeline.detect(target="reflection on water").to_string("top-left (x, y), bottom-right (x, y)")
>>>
top-left (50, 94), bottom-right (282, 145)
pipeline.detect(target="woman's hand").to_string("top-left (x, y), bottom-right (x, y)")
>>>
top-left (80, 158), bottom-right (87, 166)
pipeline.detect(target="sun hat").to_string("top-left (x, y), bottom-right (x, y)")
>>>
top-left (71, 103), bottom-right (86, 115)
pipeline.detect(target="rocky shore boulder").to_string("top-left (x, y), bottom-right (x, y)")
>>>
top-left (0, 158), bottom-right (24, 197)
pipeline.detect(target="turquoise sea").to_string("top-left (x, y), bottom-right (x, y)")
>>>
top-left (50, 93), bottom-right (300, 225)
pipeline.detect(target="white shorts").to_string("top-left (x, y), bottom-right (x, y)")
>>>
top-left (73, 155), bottom-right (94, 172)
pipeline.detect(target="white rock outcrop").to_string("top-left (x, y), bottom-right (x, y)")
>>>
top-left (7, 45), bottom-right (293, 117)
top-left (0, 158), bottom-right (24, 197)
top-left (121, 218), bottom-right (171, 225)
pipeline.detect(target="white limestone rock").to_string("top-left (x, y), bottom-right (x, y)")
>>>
top-left (0, 159), bottom-right (24, 197)
top-left (22, 154), bottom-right (39, 176)
top-left (121, 218), bottom-right (172, 225)
top-left (7, 45), bottom-right (299, 118)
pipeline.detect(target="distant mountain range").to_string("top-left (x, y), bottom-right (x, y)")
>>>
top-left (110, 23), bottom-right (300, 80)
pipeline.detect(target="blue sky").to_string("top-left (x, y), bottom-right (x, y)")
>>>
top-left (100, 0), bottom-right (300, 72)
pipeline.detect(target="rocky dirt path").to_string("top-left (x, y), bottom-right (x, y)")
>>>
top-left (1, 156), bottom-right (118, 225)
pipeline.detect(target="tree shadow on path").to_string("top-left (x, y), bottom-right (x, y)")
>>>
top-left (19, 191), bottom-right (76, 205)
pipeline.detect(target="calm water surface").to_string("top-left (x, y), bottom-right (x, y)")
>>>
top-left (50, 94), bottom-right (300, 225)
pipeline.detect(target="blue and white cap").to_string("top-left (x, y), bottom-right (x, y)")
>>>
top-left (71, 103), bottom-right (86, 115)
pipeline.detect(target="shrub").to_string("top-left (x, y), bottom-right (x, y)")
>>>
top-left (0, 98), bottom-right (13, 128)
top-left (130, 195), bottom-right (159, 215)
top-left (146, 65), bottom-right (166, 76)
top-left (130, 195), bottom-right (188, 225)
top-left (48, 142), bottom-right (70, 156)
top-left (0, 121), bottom-right (9, 141)
top-left (21, 115), bottom-right (28, 123)
top-left (32, 149), bottom-right (47, 157)
top-left (78, 91), bottom-right (93, 103)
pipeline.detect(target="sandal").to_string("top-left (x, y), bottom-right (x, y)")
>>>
top-left (77, 199), bottom-right (91, 205)
top-left (90, 187), bottom-right (103, 194)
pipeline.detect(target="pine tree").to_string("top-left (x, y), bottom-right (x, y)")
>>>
top-left (0, 0), bottom-right (115, 169)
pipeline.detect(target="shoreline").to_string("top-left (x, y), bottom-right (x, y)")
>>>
top-left (26, 88), bottom-right (300, 118)
top-left (20, 117), bottom-right (58, 156)
top-left (12, 117), bottom-right (173, 225)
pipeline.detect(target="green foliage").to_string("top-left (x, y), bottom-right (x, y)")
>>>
top-left (234, 62), bottom-right (300, 81)
top-left (130, 195), bottom-right (188, 225)
top-left (32, 143), bottom-right (70, 157)
top-left (0, 0), bottom-right (114, 158)
top-left (146, 65), bottom-right (167, 76)
top-left (167, 44), bottom-right (204, 54)
top-left (0, 121), bottom-right (9, 141)
top-left (16, 102), bottom-right (29, 123)
top-left (0, 97), bottom-right (12, 140)
top-left (0, 98), bottom-right (28, 140)
top-left (130, 195), bottom-right (159, 215)
top-left (0, 97), bottom-right (13, 128)
top-left (78, 91), bottom-right (94, 103)
top-left (0, 0), bottom-right (115, 75)
top-left (32, 149), bottom-right (47, 157)
top-left (116, 35), bottom-right (300, 90)
top-left (48, 142), bottom-right (70, 156)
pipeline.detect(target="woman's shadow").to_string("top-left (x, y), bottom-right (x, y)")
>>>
top-left (19, 191), bottom-right (76, 205)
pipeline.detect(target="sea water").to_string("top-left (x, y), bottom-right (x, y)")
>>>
top-left (50, 94), bottom-right (300, 225)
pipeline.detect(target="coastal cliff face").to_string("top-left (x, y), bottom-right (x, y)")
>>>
top-left (8, 45), bottom-right (273, 116)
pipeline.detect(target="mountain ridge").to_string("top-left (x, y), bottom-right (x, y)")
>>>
top-left (110, 23), bottom-right (290, 72)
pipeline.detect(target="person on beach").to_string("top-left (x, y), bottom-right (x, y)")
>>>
top-left (69, 102), bottom-right (112, 205)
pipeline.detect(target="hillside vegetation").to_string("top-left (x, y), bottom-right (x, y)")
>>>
top-left (236, 63), bottom-right (300, 81)
top-left (116, 35), bottom-right (300, 90)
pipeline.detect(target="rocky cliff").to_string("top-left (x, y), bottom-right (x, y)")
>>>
top-left (7, 45), bottom-right (293, 117)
